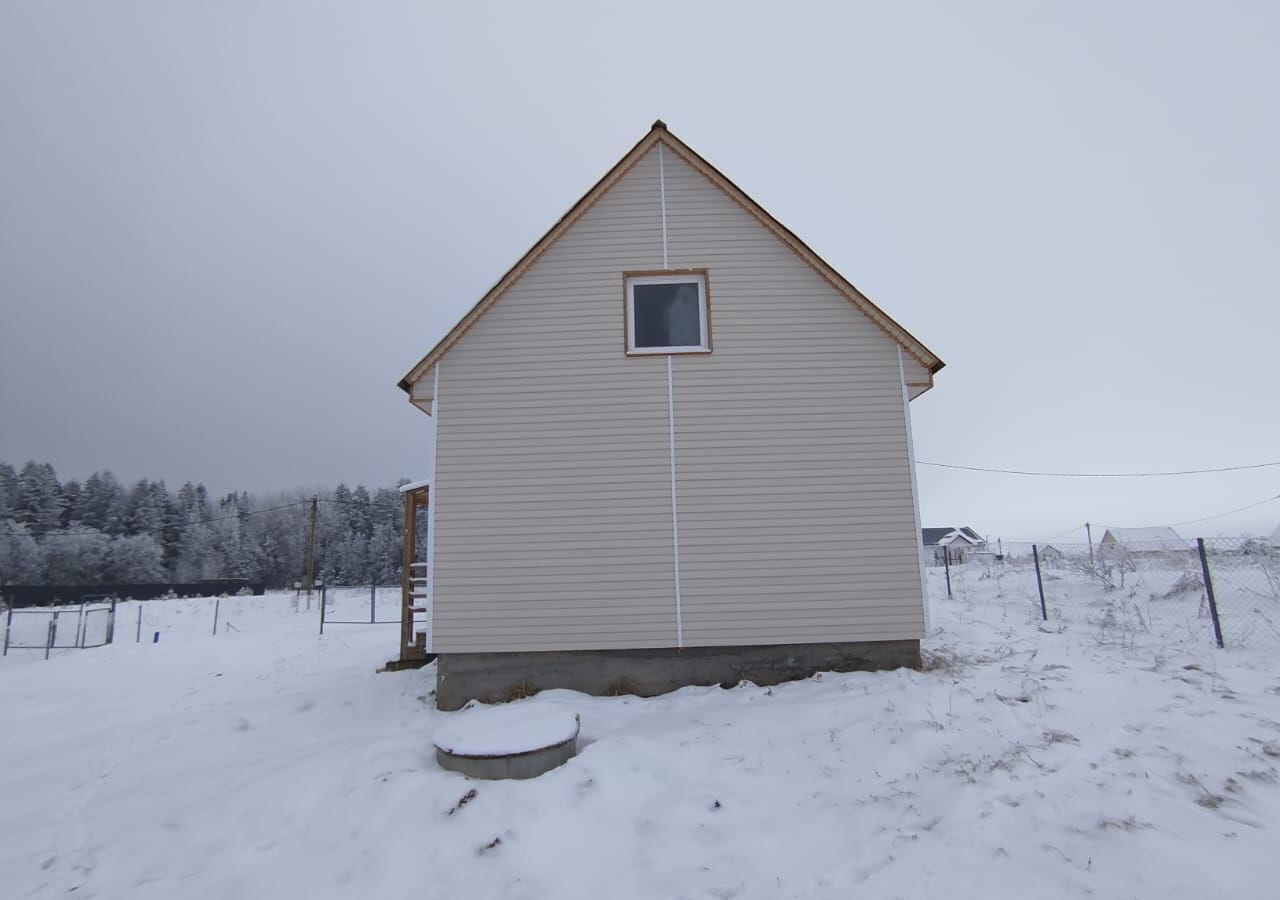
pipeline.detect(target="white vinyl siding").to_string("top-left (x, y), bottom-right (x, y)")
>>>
top-left (425, 143), bottom-right (925, 652)
top-left (430, 150), bottom-right (676, 651)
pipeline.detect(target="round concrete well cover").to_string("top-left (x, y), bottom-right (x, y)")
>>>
top-left (434, 704), bottom-right (581, 780)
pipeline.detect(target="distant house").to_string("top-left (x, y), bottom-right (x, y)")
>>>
top-left (1098, 526), bottom-right (1190, 559)
top-left (393, 121), bottom-right (945, 709)
top-left (921, 526), bottom-right (986, 564)
top-left (1269, 524), bottom-right (1280, 550)
top-left (1039, 544), bottom-right (1066, 564)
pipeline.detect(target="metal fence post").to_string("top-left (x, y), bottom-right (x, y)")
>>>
top-left (1196, 538), bottom-right (1225, 649)
top-left (106, 597), bottom-right (117, 645)
top-left (1032, 544), bottom-right (1048, 621)
top-left (136, 605), bottom-right (143, 643)
top-left (319, 583), bottom-right (327, 635)
top-left (212, 597), bottom-right (221, 637)
top-left (3, 607), bottom-right (12, 656)
top-left (76, 601), bottom-right (86, 649)
top-left (943, 549), bottom-right (952, 599)
top-left (45, 614), bottom-right (57, 660)
top-left (370, 584), bottom-right (376, 624)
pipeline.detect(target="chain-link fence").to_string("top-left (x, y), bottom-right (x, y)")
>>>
top-left (1198, 537), bottom-right (1280, 650)
top-left (932, 537), bottom-right (1280, 652)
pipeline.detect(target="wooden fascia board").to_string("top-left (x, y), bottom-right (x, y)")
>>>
top-left (398, 122), bottom-right (945, 393)
top-left (398, 129), bottom-right (664, 391)
top-left (654, 130), bottom-right (943, 377)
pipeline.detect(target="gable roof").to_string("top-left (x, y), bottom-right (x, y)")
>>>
top-left (921, 528), bottom-right (952, 546)
top-left (1099, 526), bottom-right (1188, 548)
top-left (921, 526), bottom-right (985, 546)
top-left (398, 121), bottom-right (944, 393)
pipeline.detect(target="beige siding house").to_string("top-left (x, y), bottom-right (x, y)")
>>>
top-left (397, 122), bottom-right (944, 708)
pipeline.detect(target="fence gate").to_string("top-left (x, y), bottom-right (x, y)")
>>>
top-left (2, 599), bottom-right (118, 658)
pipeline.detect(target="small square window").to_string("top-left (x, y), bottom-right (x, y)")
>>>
top-left (625, 273), bottom-right (710, 355)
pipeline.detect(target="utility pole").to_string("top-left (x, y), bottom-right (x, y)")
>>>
top-left (1085, 521), bottom-right (1094, 567)
top-left (303, 495), bottom-right (318, 596)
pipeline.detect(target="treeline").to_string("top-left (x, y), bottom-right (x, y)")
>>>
top-left (0, 462), bottom-right (413, 588)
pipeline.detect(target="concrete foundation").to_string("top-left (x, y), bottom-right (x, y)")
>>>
top-left (435, 639), bottom-right (920, 711)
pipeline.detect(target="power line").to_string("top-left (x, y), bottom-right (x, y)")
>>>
top-left (996, 492), bottom-right (1280, 544)
top-left (1000, 523), bottom-right (1089, 544)
top-left (317, 497), bottom-right (404, 514)
top-left (1163, 492), bottom-right (1280, 528)
top-left (917, 460), bottom-right (1280, 478)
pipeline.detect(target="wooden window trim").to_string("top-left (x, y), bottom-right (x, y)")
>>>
top-left (622, 268), bottom-right (713, 357)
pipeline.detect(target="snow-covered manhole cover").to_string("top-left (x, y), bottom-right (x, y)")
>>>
top-left (433, 704), bottom-right (580, 780)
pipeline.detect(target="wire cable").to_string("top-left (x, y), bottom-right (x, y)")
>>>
top-left (994, 492), bottom-right (1280, 544)
top-left (917, 460), bottom-right (1280, 478)
top-left (998, 523), bottom-right (1090, 544)
top-left (1163, 492), bottom-right (1280, 528)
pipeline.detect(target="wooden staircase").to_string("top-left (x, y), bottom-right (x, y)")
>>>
top-left (386, 482), bottom-right (433, 671)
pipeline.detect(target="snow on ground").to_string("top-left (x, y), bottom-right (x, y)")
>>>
top-left (2, 574), bottom-right (1279, 899)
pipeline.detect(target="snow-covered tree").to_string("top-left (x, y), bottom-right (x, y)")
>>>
top-left (0, 521), bottom-right (45, 583)
top-left (40, 528), bottom-right (111, 584)
top-left (368, 520), bottom-right (401, 585)
top-left (0, 463), bottom-right (18, 518)
top-left (80, 471), bottom-right (125, 534)
top-left (349, 485), bottom-right (373, 539)
top-left (60, 479), bottom-right (82, 527)
top-left (16, 461), bottom-right (64, 533)
top-left (108, 534), bottom-right (167, 582)
top-left (122, 479), bottom-right (170, 540)
top-left (0, 460), bottom-right (410, 588)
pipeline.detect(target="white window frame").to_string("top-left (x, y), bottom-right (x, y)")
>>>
top-left (625, 272), bottom-right (711, 355)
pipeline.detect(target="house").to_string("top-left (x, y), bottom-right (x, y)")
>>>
top-left (394, 121), bottom-right (944, 709)
top-left (921, 526), bottom-right (986, 564)
top-left (1097, 526), bottom-right (1191, 559)
top-left (1038, 544), bottom-right (1066, 565)
top-left (1269, 524), bottom-right (1280, 550)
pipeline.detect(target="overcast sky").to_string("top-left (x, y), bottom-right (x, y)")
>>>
top-left (2, 1), bottom-right (1277, 542)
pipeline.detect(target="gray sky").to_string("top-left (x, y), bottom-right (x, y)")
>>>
top-left (2, 2), bottom-right (1277, 541)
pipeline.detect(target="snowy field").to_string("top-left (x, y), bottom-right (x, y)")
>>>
top-left (3, 574), bottom-right (1279, 899)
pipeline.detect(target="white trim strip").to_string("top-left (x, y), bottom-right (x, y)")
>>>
top-left (898, 347), bottom-right (930, 636)
top-left (667, 354), bottom-right (683, 646)
top-left (658, 142), bottom-right (669, 268)
top-left (425, 363), bottom-right (440, 652)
